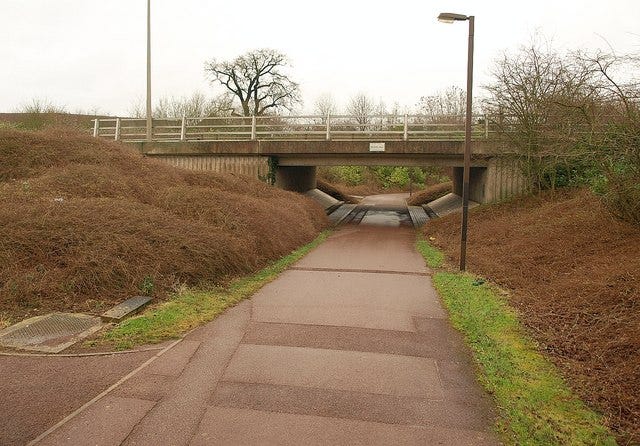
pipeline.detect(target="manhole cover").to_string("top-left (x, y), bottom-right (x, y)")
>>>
top-left (0, 313), bottom-right (103, 353)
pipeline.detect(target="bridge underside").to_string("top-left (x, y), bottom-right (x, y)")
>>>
top-left (139, 140), bottom-right (526, 204)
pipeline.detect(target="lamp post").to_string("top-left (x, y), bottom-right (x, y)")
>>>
top-left (438, 12), bottom-right (474, 271)
top-left (146, 0), bottom-right (152, 141)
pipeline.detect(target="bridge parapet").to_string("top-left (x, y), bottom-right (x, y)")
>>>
top-left (93, 114), bottom-right (493, 143)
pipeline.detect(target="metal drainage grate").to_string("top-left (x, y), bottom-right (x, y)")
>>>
top-left (0, 313), bottom-right (103, 353)
top-left (408, 206), bottom-right (431, 228)
top-left (328, 204), bottom-right (357, 226)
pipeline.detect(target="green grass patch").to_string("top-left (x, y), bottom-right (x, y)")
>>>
top-left (416, 235), bottom-right (444, 268)
top-left (99, 231), bottom-right (330, 350)
top-left (417, 241), bottom-right (616, 445)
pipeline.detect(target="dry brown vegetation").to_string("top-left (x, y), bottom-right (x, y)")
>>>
top-left (316, 176), bottom-right (409, 197)
top-left (423, 188), bottom-right (640, 444)
top-left (316, 179), bottom-right (358, 203)
top-left (406, 182), bottom-right (452, 206)
top-left (0, 128), bottom-right (326, 322)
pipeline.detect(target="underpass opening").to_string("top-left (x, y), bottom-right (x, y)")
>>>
top-left (275, 160), bottom-right (488, 206)
top-left (311, 164), bottom-right (453, 228)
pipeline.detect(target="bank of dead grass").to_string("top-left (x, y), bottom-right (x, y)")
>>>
top-left (423, 188), bottom-right (640, 444)
top-left (316, 179), bottom-right (361, 203)
top-left (406, 182), bottom-right (452, 206)
top-left (0, 128), bottom-right (327, 322)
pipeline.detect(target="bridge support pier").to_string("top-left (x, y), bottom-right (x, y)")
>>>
top-left (275, 166), bottom-right (317, 193)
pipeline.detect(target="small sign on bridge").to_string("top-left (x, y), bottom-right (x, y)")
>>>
top-left (369, 142), bottom-right (386, 152)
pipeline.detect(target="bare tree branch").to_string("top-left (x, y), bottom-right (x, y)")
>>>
top-left (205, 49), bottom-right (302, 116)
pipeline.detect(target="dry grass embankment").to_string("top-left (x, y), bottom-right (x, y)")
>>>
top-left (0, 128), bottom-right (327, 324)
top-left (316, 179), bottom-right (359, 203)
top-left (423, 188), bottom-right (640, 444)
top-left (406, 182), bottom-right (452, 206)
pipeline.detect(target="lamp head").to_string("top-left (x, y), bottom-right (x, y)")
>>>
top-left (438, 12), bottom-right (469, 23)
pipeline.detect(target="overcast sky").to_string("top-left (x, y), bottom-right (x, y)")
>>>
top-left (2, 0), bottom-right (639, 115)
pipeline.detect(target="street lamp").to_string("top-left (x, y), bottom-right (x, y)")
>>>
top-left (146, 0), bottom-right (152, 141)
top-left (438, 12), bottom-right (474, 272)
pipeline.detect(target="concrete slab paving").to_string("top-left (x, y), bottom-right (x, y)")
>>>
top-left (190, 406), bottom-right (496, 446)
top-left (223, 344), bottom-right (445, 399)
top-left (242, 321), bottom-right (468, 360)
top-left (211, 382), bottom-right (494, 431)
top-left (29, 195), bottom-right (499, 446)
top-left (120, 301), bottom-right (251, 446)
top-left (190, 406), bottom-right (428, 446)
top-left (294, 226), bottom-right (428, 273)
top-left (1, 350), bottom-right (155, 446)
top-left (251, 270), bottom-right (446, 318)
top-left (142, 340), bottom-right (201, 377)
top-left (36, 396), bottom-right (155, 446)
top-left (111, 373), bottom-right (174, 402)
top-left (252, 305), bottom-right (418, 331)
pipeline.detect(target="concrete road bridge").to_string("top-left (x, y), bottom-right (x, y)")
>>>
top-left (92, 114), bottom-right (525, 203)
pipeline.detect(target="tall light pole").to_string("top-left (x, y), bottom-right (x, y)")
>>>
top-left (438, 12), bottom-right (474, 271)
top-left (146, 0), bottom-right (152, 141)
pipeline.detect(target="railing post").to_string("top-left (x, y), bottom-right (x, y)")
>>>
top-left (180, 114), bottom-right (186, 141)
top-left (251, 115), bottom-right (257, 140)
top-left (114, 117), bottom-right (121, 141)
top-left (326, 113), bottom-right (331, 140)
top-left (92, 118), bottom-right (99, 137)
top-left (403, 114), bottom-right (408, 141)
top-left (484, 113), bottom-right (489, 138)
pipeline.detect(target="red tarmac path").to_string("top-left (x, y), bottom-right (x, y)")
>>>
top-left (9, 195), bottom-right (499, 445)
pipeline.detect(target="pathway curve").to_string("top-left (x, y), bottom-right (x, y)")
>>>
top-left (31, 195), bottom-right (499, 446)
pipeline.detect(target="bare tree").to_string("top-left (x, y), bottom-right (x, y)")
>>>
top-left (484, 35), bottom-right (640, 223)
top-left (154, 92), bottom-right (235, 118)
top-left (313, 93), bottom-right (337, 117)
top-left (346, 93), bottom-right (377, 128)
top-left (577, 51), bottom-right (640, 224)
top-left (204, 49), bottom-right (302, 116)
top-left (129, 92), bottom-right (234, 119)
top-left (418, 86), bottom-right (466, 123)
top-left (483, 39), bottom-right (596, 189)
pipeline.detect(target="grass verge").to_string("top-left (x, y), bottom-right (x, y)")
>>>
top-left (416, 235), bottom-right (444, 268)
top-left (417, 240), bottom-right (617, 445)
top-left (98, 230), bottom-right (330, 350)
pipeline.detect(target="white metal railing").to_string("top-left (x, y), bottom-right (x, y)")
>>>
top-left (92, 114), bottom-right (494, 142)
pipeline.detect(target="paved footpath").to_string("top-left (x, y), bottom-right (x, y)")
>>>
top-left (32, 223), bottom-right (499, 445)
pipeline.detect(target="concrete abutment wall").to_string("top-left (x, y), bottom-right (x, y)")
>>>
top-left (146, 152), bottom-right (527, 204)
top-left (451, 158), bottom-right (527, 203)
top-left (145, 155), bottom-right (270, 178)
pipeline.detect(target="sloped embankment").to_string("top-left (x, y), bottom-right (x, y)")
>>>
top-left (423, 188), bottom-right (640, 444)
top-left (0, 128), bottom-right (327, 323)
